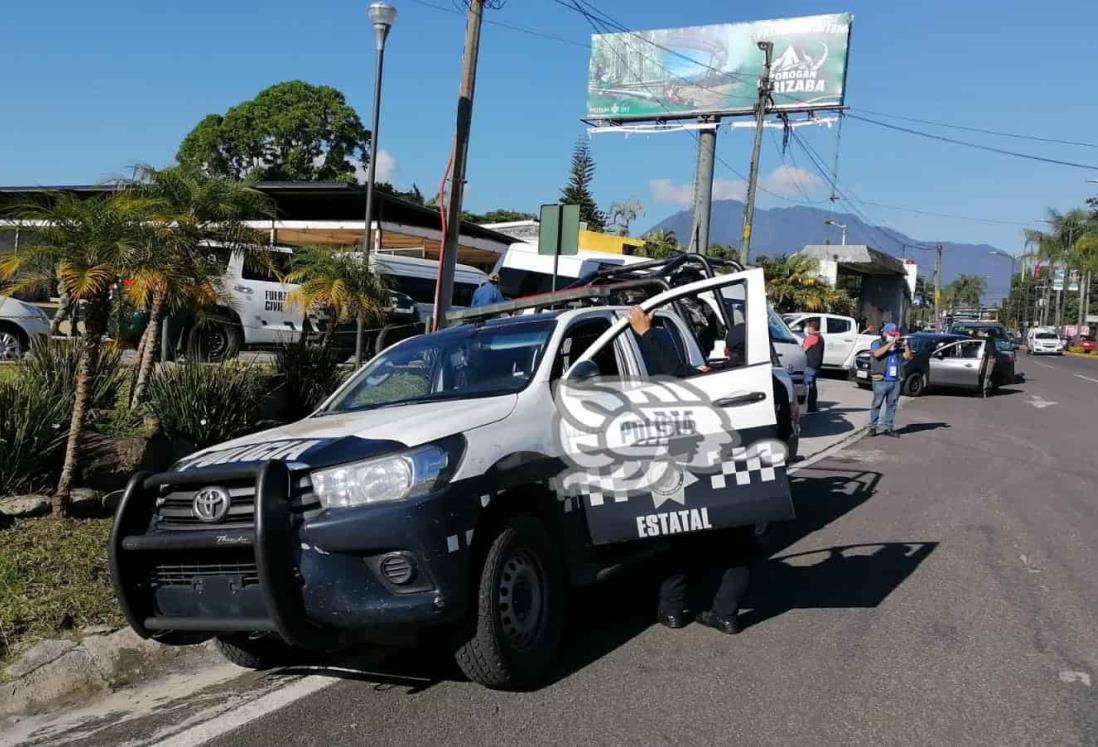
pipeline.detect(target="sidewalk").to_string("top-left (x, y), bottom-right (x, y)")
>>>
top-left (793, 375), bottom-right (875, 468)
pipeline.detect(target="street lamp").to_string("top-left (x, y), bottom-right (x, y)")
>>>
top-left (357, 1), bottom-right (397, 366)
top-left (824, 219), bottom-right (847, 245)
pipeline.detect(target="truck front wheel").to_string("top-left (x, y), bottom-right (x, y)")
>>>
top-left (215, 634), bottom-right (299, 670)
top-left (453, 516), bottom-right (564, 690)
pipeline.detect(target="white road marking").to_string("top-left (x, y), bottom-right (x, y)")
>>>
top-left (1074, 374), bottom-right (1098, 383)
top-left (1058, 670), bottom-right (1092, 687)
top-left (1027, 395), bottom-right (1058, 409)
top-left (1034, 361), bottom-right (1055, 369)
top-left (155, 674), bottom-right (341, 746)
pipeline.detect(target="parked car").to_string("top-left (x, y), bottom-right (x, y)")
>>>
top-left (0, 295), bottom-right (50, 360)
top-left (109, 265), bottom-right (797, 690)
top-left (155, 248), bottom-right (488, 361)
top-left (783, 312), bottom-right (879, 375)
top-left (853, 333), bottom-right (967, 397)
top-left (927, 336), bottom-right (1015, 396)
top-left (1068, 335), bottom-right (1096, 353)
top-left (1026, 328), bottom-right (1063, 355)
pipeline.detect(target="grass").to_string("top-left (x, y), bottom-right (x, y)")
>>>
top-left (0, 518), bottom-right (122, 665)
top-left (0, 364), bottom-right (19, 385)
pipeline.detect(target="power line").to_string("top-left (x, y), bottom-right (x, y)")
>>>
top-left (407, 0), bottom-right (589, 48)
top-left (847, 114), bottom-right (1098, 171)
top-left (850, 108), bottom-right (1098, 150)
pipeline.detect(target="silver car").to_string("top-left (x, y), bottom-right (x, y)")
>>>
top-left (928, 337), bottom-right (1016, 397)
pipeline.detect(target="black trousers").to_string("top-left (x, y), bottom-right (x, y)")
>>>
top-left (657, 534), bottom-right (750, 619)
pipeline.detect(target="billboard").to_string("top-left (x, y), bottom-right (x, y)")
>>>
top-left (586, 13), bottom-right (853, 122)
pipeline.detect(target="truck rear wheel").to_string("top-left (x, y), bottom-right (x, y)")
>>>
top-left (215, 634), bottom-right (299, 670)
top-left (187, 318), bottom-right (243, 362)
top-left (453, 516), bottom-right (564, 690)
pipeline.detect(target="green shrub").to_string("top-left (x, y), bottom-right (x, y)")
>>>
top-left (0, 378), bottom-right (68, 495)
top-left (19, 338), bottom-right (125, 413)
top-left (0, 518), bottom-right (121, 661)
top-left (145, 362), bottom-right (266, 449)
top-left (274, 337), bottom-right (348, 421)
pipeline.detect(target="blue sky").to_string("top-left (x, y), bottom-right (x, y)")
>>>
top-left (3, 0), bottom-right (1097, 256)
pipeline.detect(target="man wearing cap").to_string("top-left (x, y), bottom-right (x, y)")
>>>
top-left (867, 322), bottom-right (913, 437)
top-left (471, 272), bottom-right (507, 307)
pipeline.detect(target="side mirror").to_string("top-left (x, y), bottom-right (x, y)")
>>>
top-left (567, 359), bottom-right (600, 382)
top-left (933, 351), bottom-right (944, 360)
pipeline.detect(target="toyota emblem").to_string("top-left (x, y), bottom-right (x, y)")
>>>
top-left (192, 487), bottom-right (232, 523)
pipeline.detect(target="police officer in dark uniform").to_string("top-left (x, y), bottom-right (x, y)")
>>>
top-left (627, 307), bottom-right (749, 635)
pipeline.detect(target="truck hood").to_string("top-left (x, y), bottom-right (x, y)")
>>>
top-left (174, 394), bottom-right (518, 472)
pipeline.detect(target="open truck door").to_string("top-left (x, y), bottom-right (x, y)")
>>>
top-left (558, 268), bottom-right (795, 545)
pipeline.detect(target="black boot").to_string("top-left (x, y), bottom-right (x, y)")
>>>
top-left (657, 609), bottom-right (687, 629)
top-left (696, 610), bottom-right (741, 635)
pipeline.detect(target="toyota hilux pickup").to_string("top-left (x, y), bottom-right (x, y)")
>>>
top-left (110, 265), bottom-right (796, 689)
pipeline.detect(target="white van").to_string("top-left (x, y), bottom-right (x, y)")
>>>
top-left (1026, 327), bottom-right (1063, 355)
top-left (493, 242), bottom-right (649, 296)
top-left (184, 248), bottom-right (487, 360)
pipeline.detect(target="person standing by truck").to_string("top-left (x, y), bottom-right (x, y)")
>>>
top-left (867, 322), bottom-right (913, 437)
top-left (801, 319), bottom-right (824, 413)
top-left (471, 272), bottom-right (506, 307)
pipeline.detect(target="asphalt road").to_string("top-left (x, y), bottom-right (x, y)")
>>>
top-left (15, 354), bottom-right (1098, 746)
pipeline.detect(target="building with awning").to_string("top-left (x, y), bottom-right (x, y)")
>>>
top-left (798, 244), bottom-right (917, 329)
top-left (0, 181), bottom-right (513, 271)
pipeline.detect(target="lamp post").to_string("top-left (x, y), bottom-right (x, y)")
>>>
top-left (357, 1), bottom-right (397, 367)
top-left (824, 219), bottom-right (847, 246)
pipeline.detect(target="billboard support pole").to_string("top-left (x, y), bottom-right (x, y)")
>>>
top-left (688, 116), bottom-right (719, 254)
top-left (433, 0), bottom-right (484, 330)
top-left (739, 41), bottom-right (774, 265)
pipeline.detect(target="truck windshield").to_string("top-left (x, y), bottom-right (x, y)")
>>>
top-left (323, 320), bottom-right (556, 413)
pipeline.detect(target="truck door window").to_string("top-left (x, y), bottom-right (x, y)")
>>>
top-left (242, 251), bottom-right (293, 282)
top-left (640, 280), bottom-right (748, 373)
top-left (552, 318), bottom-right (617, 378)
top-left (827, 317), bottom-right (852, 334)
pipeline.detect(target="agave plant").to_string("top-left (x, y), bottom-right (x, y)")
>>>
top-left (144, 362), bottom-right (267, 450)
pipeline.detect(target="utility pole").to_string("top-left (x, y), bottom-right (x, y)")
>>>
top-left (688, 116), bottom-right (719, 254)
top-left (933, 243), bottom-right (943, 327)
top-left (739, 40), bottom-right (773, 265)
top-left (432, 0), bottom-right (484, 330)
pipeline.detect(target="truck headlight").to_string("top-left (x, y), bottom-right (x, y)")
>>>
top-left (311, 445), bottom-right (450, 509)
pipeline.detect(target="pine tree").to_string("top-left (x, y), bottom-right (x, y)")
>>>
top-left (560, 138), bottom-right (606, 232)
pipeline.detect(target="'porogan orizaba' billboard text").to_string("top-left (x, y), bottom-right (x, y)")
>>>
top-left (586, 13), bottom-right (853, 121)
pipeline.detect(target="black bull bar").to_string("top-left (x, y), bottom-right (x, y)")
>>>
top-left (109, 460), bottom-right (344, 651)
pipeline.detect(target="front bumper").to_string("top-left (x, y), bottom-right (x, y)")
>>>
top-left (110, 462), bottom-right (469, 650)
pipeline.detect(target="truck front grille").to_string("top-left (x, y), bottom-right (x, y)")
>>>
top-left (154, 475), bottom-right (319, 531)
top-left (151, 559), bottom-right (261, 588)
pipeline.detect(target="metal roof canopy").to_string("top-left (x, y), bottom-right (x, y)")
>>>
top-left (799, 244), bottom-right (909, 277)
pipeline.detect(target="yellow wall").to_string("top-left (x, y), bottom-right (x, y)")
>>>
top-left (578, 230), bottom-right (645, 255)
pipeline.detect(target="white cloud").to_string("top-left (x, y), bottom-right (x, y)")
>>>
top-left (648, 165), bottom-right (818, 208)
top-left (762, 164), bottom-right (819, 195)
top-left (351, 149), bottom-right (397, 184)
top-left (649, 177), bottom-right (745, 208)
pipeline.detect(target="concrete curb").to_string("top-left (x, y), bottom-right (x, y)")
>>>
top-left (1, 627), bottom-right (218, 720)
top-left (1064, 351), bottom-right (1098, 360)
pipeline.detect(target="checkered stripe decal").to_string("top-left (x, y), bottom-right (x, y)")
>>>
top-left (708, 445), bottom-right (785, 490)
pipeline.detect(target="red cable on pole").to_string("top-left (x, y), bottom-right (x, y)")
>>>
top-left (431, 146), bottom-right (455, 332)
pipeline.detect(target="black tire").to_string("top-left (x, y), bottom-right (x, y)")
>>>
top-left (215, 634), bottom-right (299, 669)
top-left (902, 372), bottom-right (926, 397)
top-left (0, 323), bottom-right (27, 362)
top-left (186, 318), bottom-right (243, 362)
top-left (452, 516), bottom-right (564, 690)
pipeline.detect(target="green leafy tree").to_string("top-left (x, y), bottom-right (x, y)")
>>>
top-left (640, 229), bottom-right (680, 258)
top-left (125, 166), bottom-right (274, 408)
top-left (944, 274), bottom-right (986, 311)
top-left (755, 254), bottom-right (854, 315)
top-left (377, 182), bottom-right (425, 205)
top-left (176, 81), bottom-right (369, 183)
top-left (560, 138), bottom-right (606, 232)
top-left (1, 193), bottom-right (151, 512)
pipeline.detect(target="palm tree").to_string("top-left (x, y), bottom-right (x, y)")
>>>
top-left (944, 274), bottom-right (986, 312)
top-left (754, 254), bottom-right (853, 314)
top-left (284, 247), bottom-right (390, 365)
top-left (609, 198), bottom-right (644, 236)
top-left (0, 192), bottom-right (151, 512)
top-left (641, 229), bottom-right (680, 258)
top-left (125, 166), bottom-right (273, 408)
top-left (1024, 208), bottom-right (1091, 327)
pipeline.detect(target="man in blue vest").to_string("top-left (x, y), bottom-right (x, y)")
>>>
top-left (867, 322), bottom-right (913, 437)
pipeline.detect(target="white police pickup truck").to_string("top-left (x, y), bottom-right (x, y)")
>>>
top-left (183, 249), bottom-right (488, 360)
top-left (110, 265), bottom-right (795, 689)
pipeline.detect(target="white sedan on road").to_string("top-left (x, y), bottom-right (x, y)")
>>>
top-left (0, 296), bottom-right (50, 360)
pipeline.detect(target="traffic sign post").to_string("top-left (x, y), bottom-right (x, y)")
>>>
top-left (539, 203), bottom-right (580, 292)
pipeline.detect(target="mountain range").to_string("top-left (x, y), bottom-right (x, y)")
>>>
top-left (649, 200), bottom-right (1016, 302)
